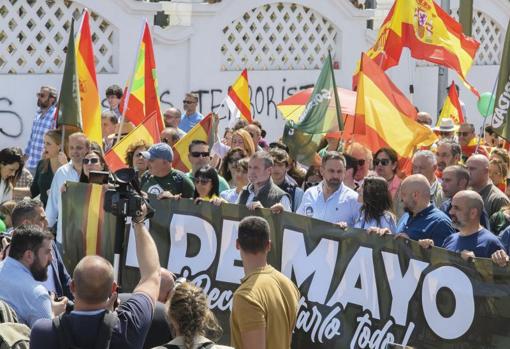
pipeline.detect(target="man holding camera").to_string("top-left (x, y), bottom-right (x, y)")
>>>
top-left (30, 206), bottom-right (161, 348)
top-left (140, 143), bottom-right (194, 199)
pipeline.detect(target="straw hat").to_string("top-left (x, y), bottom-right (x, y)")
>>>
top-left (433, 118), bottom-right (459, 132)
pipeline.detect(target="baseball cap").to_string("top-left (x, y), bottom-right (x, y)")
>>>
top-left (141, 143), bottom-right (173, 161)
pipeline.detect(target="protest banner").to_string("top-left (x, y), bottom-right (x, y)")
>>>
top-left (62, 183), bottom-right (510, 348)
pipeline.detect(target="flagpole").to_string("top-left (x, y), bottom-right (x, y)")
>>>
top-left (437, 0), bottom-right (450, 117)
top-left (475, 77), bottom-right (498, 153)
top-left (115, 20), bottom-right (146, 146)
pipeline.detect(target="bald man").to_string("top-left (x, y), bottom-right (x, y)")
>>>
top-left (419, 190), bottom-right (503, 260)
top-left (466, 154), bottom-right (509, 217)
top-left (393, 174), bottom-right (455, 246)
top-left (163, 107), bottom-right (186, 138)
top-left (31, 208), bottom-right (161, 348)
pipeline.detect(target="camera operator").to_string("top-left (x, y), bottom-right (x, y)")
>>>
top-left (140, 143), bottom-right (194, 200)
top-left (30, 205), bottom-right (161, 348)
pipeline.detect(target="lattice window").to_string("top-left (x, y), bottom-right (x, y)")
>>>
top-left (0, 0), bottom-right (118, 74)
top-left (417, 9), bottom-right (503, 66)
top-left (220, 3), bottom-right (339, 71)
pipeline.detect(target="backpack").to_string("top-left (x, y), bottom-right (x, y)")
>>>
top-left (0, 323), bottom-right (30, 349)
top-left (0, 300), bottom-right (30, 349)
top-left (52, 311), bottom-right (118, 349)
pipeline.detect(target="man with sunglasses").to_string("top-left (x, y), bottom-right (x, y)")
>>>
top-left (24, 86), bottom-right (58, 174)
top-left (186, 140), bottom-right (230, 193)
top-left (46, 133), bottom-right (90, 242)
top-left (458, 123), bottom-right (488, 161)
top-left (345, 142), bottom-right (372, 189)
top-left (163, 107), bottom-right (186, 138)
top-left (179, 93), bottom-right (203, 133)
top-left (160, 127), bottom-right (182, 147)
top-left (141, 143), bottom-right (194, 199)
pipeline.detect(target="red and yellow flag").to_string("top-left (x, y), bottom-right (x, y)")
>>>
top-left (76, 9), bottom-right (102, 145)
top-left (172, 114), bottom-right (216, 172)
top-left (354, 0), bottom-right (479, 96)
top-left (354, 53), bottom-right (437, 169)
top-left (437, 81), bottom-right (465, 126)
top-left (104, 113), bottom-right (161, 173)
top-left (120, 20), bottom-right (164, 130)
top-left (226, 69), bottom-right (252, 123)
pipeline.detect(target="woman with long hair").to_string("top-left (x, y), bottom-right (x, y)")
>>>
top-left (354, 176), bottom-right (396, 231)
top-left (373, 147), bottom-right (401, 199)
top-left (79, 145), bottom-right (108, 183)
top-left (155, 280), bottom-right (232, 349)
top-left (30, 129), bottom-right (67, 206)
top-left (230, 129), bottom-right (255, 157)
top-left (220, 158), bottom-right (249, 203)
top-left (193, 166), bottom-right (225, 205)
top-left (219, 147), bottom-right (247, 187)
top-left (0, 148), bottom-right (24, 203)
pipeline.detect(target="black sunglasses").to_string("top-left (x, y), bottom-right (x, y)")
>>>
top-left (183, 100), bottom-right (196, 104)
top-left (194, 178), bottom-right (212, 185)
top-left (355, 159), bottom-right (365, 167)
top-left (82, 158), bottom-right (100, 165)
top-left (191, 151), bottom-right (210, 158)
top-left (457, 131), bottom-right (471, 137)
top-left (373, 159), bottom-right (391, 166)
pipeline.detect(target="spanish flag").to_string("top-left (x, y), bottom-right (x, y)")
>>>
top-left (61, 182), bottom-right (115, 270)
top-left (437, 81), bottom-right (465, 126)
top-left (354, 53), bottom-right (437, 169)
top-left (120, 20), bottom-right (164, 130)
top-left (172, 113), bottom-right (216, 172)
top-left (76, 9), bottom-right (102, 146)
top-left (104, 113), bottom-right (161, 173)
top-left (354, 0), bottom-right (479, 96)
top-left (226, 69), bottom-right (252, 123)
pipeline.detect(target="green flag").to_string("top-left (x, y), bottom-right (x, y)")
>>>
top-left (282, 52), bottom-right (342, 165)
top-left (492, 20), bottom-right (510, 140)
top-left (56, 19), bottom-right (82, 128)
top-left (459, 0), bottom-right (473, 36)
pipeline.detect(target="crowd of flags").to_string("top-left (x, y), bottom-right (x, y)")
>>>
top-left (54, 0), bottom-right (510, 173)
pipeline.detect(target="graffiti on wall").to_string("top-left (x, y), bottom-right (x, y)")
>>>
top-left (0, 97), bottom-right (23, 139)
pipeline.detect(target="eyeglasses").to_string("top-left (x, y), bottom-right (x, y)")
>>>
top-left (135, 153), bottom-right (144, 158)
top-left (439, 131), bottom-right (453, 137)
top-left (191, 151), bottom-right (210, 158)
top-left (183, 100), bottom-right (196, 104)
top-left (355, 159), bottom-right (365, 167)
top-left (36, 93), bottom-right (49, 98)
top-left (162, 138), bottom-right (169, 144)
top-left (373, 158), bottom-right (391, 166)
top-left (194, 178), bottom-right (212, 185)
top-left (228, 157), bottom-right (242, 164)
top-left (457, 131), bottom-right (471, 137)
top-left (82, 158), bottom-right (100, 165)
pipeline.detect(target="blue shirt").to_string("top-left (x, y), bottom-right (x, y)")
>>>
top-left (296, 182), bottom-right (360, 225)
top-left (396, 205), bottom-right (455, 246)
top-left (497, 226), bottom-right (510, 254)
top-left (178, 111), bottom-right (204, 132)
top-left (354, 211), bottom-right (397, 232)
top-left (0, 257), bottom-right (52, 327)
top-left (442, 228), bottom-right (504, 258)
top-left (25, 105), bottom-right (57, 170)
top-left (30, 293), bottom-right (154, 349)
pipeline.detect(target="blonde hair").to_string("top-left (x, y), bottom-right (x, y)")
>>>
top-left (232, 129), bottom-right (255, 156)
top-left (168, 282), bottom-right (222, 349)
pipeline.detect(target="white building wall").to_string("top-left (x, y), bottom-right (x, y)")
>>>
top-left (0, 0), bottom-right (509, 151)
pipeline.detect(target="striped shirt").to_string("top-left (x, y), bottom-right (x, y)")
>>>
top-left (24, 105), bottom-right (56, 170)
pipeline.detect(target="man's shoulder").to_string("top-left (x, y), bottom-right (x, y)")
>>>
top-left (30, 318), bottom-right (55, 347)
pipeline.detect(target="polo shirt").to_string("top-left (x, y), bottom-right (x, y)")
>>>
top-left (396, 205), bottom-right (455, 246)
top-left (178, 111), bottom-right (204, 133)
top-left (296, 182), bottom-right (360, 225)
top-left (441, 228), bottom-right (504, 258)
top-left (0, 257), bottom-right (52, 327)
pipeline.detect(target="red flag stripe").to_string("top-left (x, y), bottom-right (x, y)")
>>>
top-left (227, 88), bottom-right (251, 119)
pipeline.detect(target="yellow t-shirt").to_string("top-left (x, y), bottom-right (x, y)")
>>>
top-left (230, 265), bottom-right (300, 349)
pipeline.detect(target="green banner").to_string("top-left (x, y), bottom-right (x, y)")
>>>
top-left (283, 53), bottom-right (343, 166)
top-left (63, 183), bottom-right (510, 348)
top-left (492, 19), bottom-right (510, 140)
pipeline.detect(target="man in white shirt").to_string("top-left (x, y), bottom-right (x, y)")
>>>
top-left (46, 133), bottom-right (90, 242)
top-left (297, 151), bottom-right (360, 225)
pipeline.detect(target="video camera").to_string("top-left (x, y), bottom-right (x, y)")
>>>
top-left (102, 168), bottom-right (154, 219)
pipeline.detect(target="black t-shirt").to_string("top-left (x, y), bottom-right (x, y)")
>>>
top-left (30, 293), bottom-right (153, 349)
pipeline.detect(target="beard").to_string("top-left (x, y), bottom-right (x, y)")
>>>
top-left (325, 179), bottom-right (341, 191)
top-left (451, 215), bottom-right (465, 229)
top-left (30, 256), bottom-right (49, 282)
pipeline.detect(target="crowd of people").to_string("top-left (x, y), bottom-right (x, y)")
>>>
top-left (0, 83), bottom-right (510, 348)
